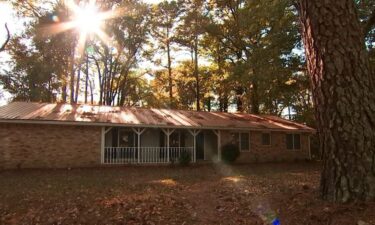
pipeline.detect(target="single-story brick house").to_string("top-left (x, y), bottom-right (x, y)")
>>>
top-left (0, 102), bottom-right (315, 169)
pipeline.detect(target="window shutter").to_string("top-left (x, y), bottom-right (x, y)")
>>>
top-left (286, 134), bottom-right (293, 150)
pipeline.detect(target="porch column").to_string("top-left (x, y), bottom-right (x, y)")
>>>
top-left (132, 128), bottom-right (146, 163)
top-left (213, 130), bottom-right (221, 161)
top-left (162, 128), bottom-right (175, 162)
top-left (101, 127), bottom-right (113, 164)
top-left (308, 134), bottom-right (312, 160)
top-left (188, 129), bottom-right (201, 163)
top-left (101, 127), bottom-right (105, 164)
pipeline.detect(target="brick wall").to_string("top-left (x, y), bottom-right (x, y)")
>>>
top-left (0, 123), bottom-right (101, 169)
top-left (0, 122), bottom-right (311, 168)
top-left (220, 130), bottom-right (310, 163)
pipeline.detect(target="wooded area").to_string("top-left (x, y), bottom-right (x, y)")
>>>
top-left (1, 0), bottom-right (375, 203)
top-left (0, 0), bottom-right (317, 123)
top-left (1, 1), bottom-right (373, 122)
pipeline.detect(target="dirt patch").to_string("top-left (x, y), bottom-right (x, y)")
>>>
top-left (0, 163), bottom-right (374, 224)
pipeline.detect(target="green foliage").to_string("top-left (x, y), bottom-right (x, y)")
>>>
top-left (205, 0), bottom-right (303, 114)
top-left (1, 2), bottom-right (73, 102)
top-left (0, 0), bottom-right (330, 127)
top-left (221, 143), bottom-right (240, 163)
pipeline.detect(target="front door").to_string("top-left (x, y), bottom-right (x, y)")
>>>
top-left (196, 132), bottom-right (204, 160)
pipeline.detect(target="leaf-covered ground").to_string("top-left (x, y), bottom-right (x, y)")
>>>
top-left (0, 162), bottom-right (374, 225)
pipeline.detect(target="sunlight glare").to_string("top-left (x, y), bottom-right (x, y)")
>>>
top-left (74, 3), bottom-right (102, 34)
top-left (152, 179), bottom-right (178, 186)
top-left (222, 176), bottom-right (244, 183)
top-left (39, 0), bottom-right (127, 57)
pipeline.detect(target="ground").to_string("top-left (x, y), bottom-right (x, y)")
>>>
top-left (0, 162), bottom-right (374, 225)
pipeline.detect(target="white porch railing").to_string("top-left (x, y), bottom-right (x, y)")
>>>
top-left (103, 147), bottom-right (194, 164)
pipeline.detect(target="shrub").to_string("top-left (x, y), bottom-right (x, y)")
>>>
top-left (178, 150), bottom-right (191, 166)
top-left (221, 144), bottom-right (240, 163)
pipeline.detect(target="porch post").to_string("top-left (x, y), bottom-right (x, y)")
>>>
top-left (162, 128), bottom-right (175, 162)
top-left (188, 129), bottom-right (201, 163)
top-left (213, 130), bottom-right (221, 161)
top-left (102, 127), bottom-right (113, 164)
top-left (132, 128), bottom-right (146, 164)
top-left (101, 127), bottom-right (105, 164)
top-left (167, 131), bottom-right (170, 162)
top-left (193, 134), bottom-right (196, 162)
top-left (218, 130), bottom-right (221, 161)
top-left (308, 134), bottom-right (311, 160)
top-left (138, 131), bottom-right (141, 163)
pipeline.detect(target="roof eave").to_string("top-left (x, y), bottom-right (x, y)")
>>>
top-left (0, 118), bottom-right (316, 133)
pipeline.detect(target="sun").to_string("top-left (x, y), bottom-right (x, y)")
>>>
top-left (70, 1), bottom-right (106, 54)
top-left (67, 0), bottom-right (110, 54)
top-left (41, 0), bottom-right (124, 56)
top-left (74, 3), bottom-right (102, 34)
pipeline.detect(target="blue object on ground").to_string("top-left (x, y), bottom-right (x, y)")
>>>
top-left (272, 218), bottom-right (280, 225)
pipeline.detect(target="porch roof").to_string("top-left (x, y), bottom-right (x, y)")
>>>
top-left (0, 102), bottom-right (315, 133)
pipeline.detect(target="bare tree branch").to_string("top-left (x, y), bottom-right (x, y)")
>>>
top-left (0, 23), bottom-right (10, 52)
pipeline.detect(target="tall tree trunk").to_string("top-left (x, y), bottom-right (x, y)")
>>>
top-left (298, 0), bottom-right (375, 202)
top-left (74, 64), bottom-right (81, 103)
top-left (89, 78), bottom-right (94, 105)
top-left (61, 83), bottom-right (67, 103)
top-left (166, 28), bottom-right (173, 108)
top-left (102, 71), bottom-right (106, 105)
top-left (223, 90), bottom-right (228, 112)
top-left (206, 97), bottom-right (211, 112)
top-left (69, 44), bottom-right (75, 104)
top-left (250, 81), bottom-right (260, 114)
top-left (236, 87), bottom-right (244, 112)
top-left (119, 87), bottom-right (126, 106)
top-left (94, 58), bottom-right (103, 105)
top-left (84, 54), bottom-right (89, 104)
top-left (194, 36), bottom-right (200, 111)
top-left (0, 23), bottom-right (10, 52)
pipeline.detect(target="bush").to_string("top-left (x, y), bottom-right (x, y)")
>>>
top-left (178, 150), bottom-right (191, 166)
top-left (221, 144), bottom-right (240, 163)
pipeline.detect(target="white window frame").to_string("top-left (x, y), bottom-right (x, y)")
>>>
top-left (261, 132), bottom-right (271, 146)
top-left (286, 133), bottom-right (301, 150)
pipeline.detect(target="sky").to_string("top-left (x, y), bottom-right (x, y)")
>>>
top-left (0, 0), bottom-right (166, 106)
top-left (0, 2), bottom-right (19, 106)
top-left (0, 0), bottom-right (292, 115)
top-left (0, 0), bottom-right (218, 108)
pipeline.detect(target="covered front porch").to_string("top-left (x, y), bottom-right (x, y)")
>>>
top-left (101, 127), bottom-right (220, 164)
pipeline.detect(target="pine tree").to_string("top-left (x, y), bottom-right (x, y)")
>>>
top-left (298, 0), bottom-right (375, 202)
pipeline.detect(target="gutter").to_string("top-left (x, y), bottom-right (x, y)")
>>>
top-left (0, 118), bottom-right (316, 134)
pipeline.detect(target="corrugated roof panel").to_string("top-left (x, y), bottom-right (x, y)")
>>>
top-left (0, 102), bottom-right (315, 132)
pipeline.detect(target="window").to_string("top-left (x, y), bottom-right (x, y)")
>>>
top-left (240, 133), bottom-right (250, 151)
top-left (231, 132), bottom-right (250, 151)
top-left (286, 134), bottom-right (301, 150)
top-left (262, 133), bottom-right (271, 145)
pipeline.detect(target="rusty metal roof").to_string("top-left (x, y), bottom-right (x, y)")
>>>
top-left (0, 102), bottom-right (315, 132)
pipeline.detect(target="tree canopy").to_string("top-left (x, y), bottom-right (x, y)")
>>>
top-left (1, 0), bottom-right (374, 128)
